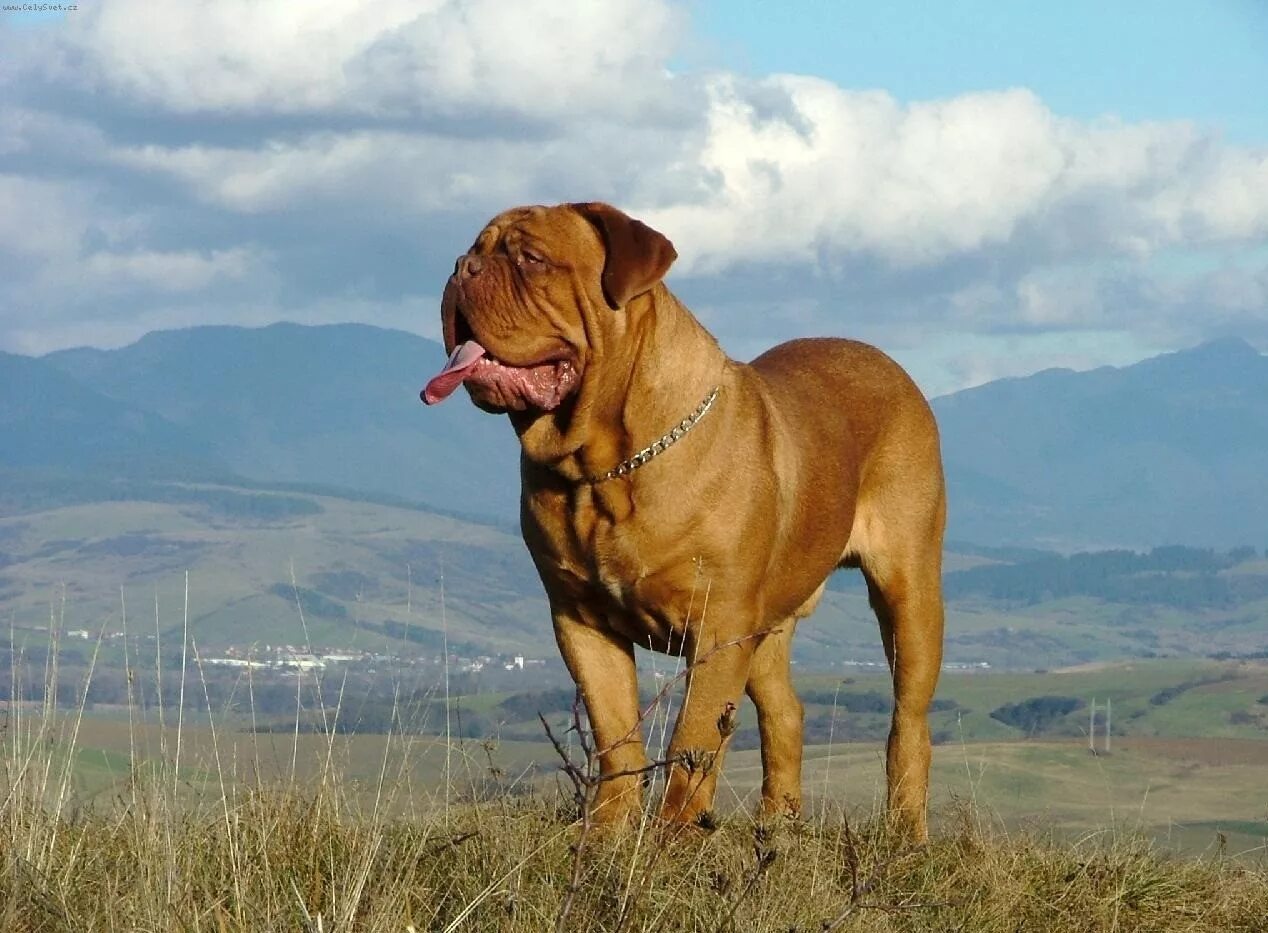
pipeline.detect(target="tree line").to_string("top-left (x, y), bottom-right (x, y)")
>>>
top-left (943, 545), bottom-right (1266, 608)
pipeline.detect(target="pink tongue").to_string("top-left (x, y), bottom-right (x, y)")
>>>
top-left (422, 340), bottom-right (486, 405)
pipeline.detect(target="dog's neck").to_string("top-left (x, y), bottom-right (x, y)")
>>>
top-left (512, 283), bottom-right (729, 484)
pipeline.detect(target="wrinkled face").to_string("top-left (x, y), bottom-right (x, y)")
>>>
top-left (424, 205), bottom-right (601, 414)
top-left (421, 202), bottom-right (677, 415)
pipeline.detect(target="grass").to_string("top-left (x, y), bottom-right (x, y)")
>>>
top-left (3, 644), bottom-right (1267, 932)
top-left (3, 745), bottom-right (1267, 931)
top-left (37, 712), bottom-right (1268, 858)
top-left (6, 489), bottom-right (1268, 666)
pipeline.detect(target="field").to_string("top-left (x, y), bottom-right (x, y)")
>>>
top-left (4, 704), bottom-right (1267, 930)
top-left (4, 486), bottom-right (1268, 928)
top-left (55, 722), bottom-right (1268, 858)
top-left (4, 487), bottom-right (1268, 670)
top-left (3, 640), bottom-right (1268, 931)
top-left (13, 658), bottom-right (1266, 859)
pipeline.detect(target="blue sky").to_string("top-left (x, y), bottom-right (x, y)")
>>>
top-left (0, 0), bottom-right (1265, 395)
top-left (694, 0), bottom-right (1268, 142)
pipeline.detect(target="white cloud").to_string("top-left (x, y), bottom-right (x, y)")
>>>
top-left (640, 77), bottom-right (1268, 273)
top-left (40, 0), bottom-right (685, 123)
top-left (0, 105), bottom-right (105, 157)
top-left (0, 173), bottom-right (258, 287)
top-left (1, 1), bottom-right (1267, 391)
top-left (110, 132), bottom-right (546, 214)
top-left (0, 174), bottom-right (93, 259)
top-left (83, 247), bottom-right (259, 292)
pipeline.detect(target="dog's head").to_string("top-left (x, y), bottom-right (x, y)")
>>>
top-left (422, 202), bottom-right (676, 414)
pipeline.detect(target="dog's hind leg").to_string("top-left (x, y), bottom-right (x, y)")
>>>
top-left (859, 512), bottom-right (945, 842)
top-left (745, 616), bottom-right (805, 817)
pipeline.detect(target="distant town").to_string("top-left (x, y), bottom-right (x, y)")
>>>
top-left (201, 644), bottom-right (552, 675)
top-left (60, 628), bottom-right (992, 677)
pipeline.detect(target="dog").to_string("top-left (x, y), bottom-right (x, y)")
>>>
top-left (422, 202), bottom-right (946, 840)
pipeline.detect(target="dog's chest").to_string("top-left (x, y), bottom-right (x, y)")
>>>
top-left (544, 494), bottom-right (704, 635)
top-left (589, 522), bottom-right (704, 647)
top-left (591, 524), bottom-right (661, 605)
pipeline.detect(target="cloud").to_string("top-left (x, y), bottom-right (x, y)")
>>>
top-left (83, 247), bottom-right (260, 292)
top-left (109, 132), bottom-right (575, 215)
top-left (0, 174), bottom-right (98, 259)
top-left (640, 76), bottom-right (1268, 272)
top-left (0, 1), bottom-right (1266, 393)
top-left (36, 0), bottom-right (687, 123)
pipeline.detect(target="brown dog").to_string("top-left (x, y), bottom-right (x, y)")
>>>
top-left (422, 203), bottom-right (946, 840)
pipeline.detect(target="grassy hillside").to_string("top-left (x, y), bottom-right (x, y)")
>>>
top-left (3, 681), bottom-right (1266, 932)
top-left (4, 484), bottom-right (1268, 669)
top-left (4, 786), bottom-right (1265, 932)
top-left (0, 483), bottom-right (544, 656)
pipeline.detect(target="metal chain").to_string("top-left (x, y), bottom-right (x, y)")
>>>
top-left (587, 386), bottom-right (721, 484)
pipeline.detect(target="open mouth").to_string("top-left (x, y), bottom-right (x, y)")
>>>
top-left (421, 313), bottom-right (578, 411)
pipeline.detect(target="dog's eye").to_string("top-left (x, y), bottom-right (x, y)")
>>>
top-left (519, 249), bottom-right (546, 267)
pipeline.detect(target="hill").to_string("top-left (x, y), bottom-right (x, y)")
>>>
top-left (933, 336), bottom-right (1268, 549)
top-left (0, 350), bottom-right (227, 481)
top-left (2, 481), bottom-right (1266, 668)
top-left (7, 323), bottom-right (1262, 548)
top-left (41, 323), bottom-right (520, 522)
top-left (0, 482), bottom-right (547, 657)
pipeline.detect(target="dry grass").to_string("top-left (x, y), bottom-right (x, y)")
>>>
top-left (3, 705), bottom-right (1266, 932)
top-left (2, 612), bottom-right (1265, 932)
top-left (3, 776), bottom-right (1267, 932)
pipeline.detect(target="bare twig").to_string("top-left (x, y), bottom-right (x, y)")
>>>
top-left (425, 830), bottom-right (479, 857)
top-left (711, 823), bottom-right (778, 933)
top-left (819, 819), bottom-right (953, 931)
top-left (543, 627), bottom-right (775, 931)
top-left (543, 692), bottom-right (691, 932)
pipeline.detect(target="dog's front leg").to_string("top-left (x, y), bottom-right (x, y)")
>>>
top-left (660, 632), bottom-right (756, 826)
top-left (552, 609), bottom-right (647, 825)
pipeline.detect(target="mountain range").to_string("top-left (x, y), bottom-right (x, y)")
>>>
top-left (4, 324), bottom-right (1267, 550)
top-left (934, 336), bottom-right (1268, 549)
top-left (12, 324), bottom-right (521, 523)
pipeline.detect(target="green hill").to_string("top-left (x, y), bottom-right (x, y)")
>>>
top-left (3, 483), bottom-right (1267, 667)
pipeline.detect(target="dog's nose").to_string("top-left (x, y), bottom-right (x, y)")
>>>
top-left (454, 254), bottom-right (484, 279)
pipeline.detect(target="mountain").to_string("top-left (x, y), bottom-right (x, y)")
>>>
top-left (4, 327), bottom-right (1268, 666)
top-left (7, 324), bottom-right (1267, 548)
top-left (42, 324), bottom-right (520, 523)
top-left (0, 350), bottom-right (227, 481)
top-left (933, 337), bottom-right (1268, 549)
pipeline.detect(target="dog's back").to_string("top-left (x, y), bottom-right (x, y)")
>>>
top-left (744, 336), bottom-right (944, 565)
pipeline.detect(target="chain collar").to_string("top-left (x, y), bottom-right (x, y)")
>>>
top-left (587, 386), bottom-right (720, 484)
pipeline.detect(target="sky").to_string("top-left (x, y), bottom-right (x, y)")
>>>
top-left (1, 0), bottom-right (1266, 396)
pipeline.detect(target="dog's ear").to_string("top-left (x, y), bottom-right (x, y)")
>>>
top-left (572, 202), bottom-right (677, 310)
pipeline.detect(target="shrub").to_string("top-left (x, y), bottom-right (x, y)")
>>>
top-left (989, 695), bottom-right (1084, 735)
